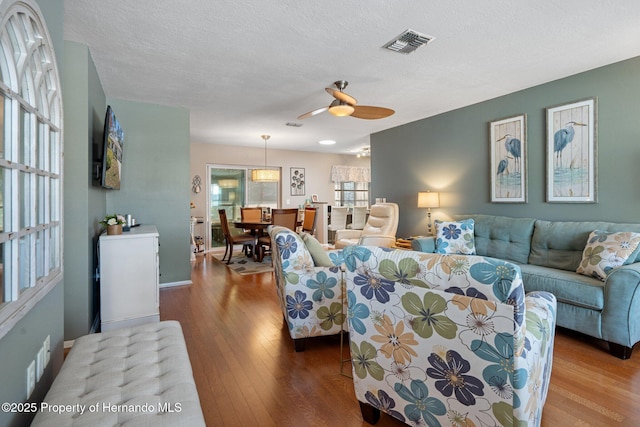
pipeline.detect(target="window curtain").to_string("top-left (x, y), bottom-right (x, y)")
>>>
top-left (331, 165), bottom-right (371, 183)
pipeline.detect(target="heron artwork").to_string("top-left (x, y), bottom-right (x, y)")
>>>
top-left (554, 121), bottom-right (587, 169)
top-left (497, 157), bottom-right (509, 176)
top-left (497, 134), bottom-right (521, 173)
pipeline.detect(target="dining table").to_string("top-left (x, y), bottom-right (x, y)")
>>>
top-left (233, 219), bottom-right (303, 235)
top-left (232, 219), bottom-right (274, 236)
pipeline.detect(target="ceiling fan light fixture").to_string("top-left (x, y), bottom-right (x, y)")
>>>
top-left (328, 103), bottom-right (355, 117)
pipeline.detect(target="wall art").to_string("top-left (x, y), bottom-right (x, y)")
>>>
top-left (290, 167), bottom-right (305, 196)
top-left (546, 98), bottom-right (597, 203)
top-left (490, 114), bottom-right (527, 203)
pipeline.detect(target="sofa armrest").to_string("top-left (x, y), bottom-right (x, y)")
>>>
top-left (601, 263), bottom-right (640, 347)
top-left (517, 291), bottom-right (557, 422)
top-left (358, 235), bottom-right (396, 248)
top-left (411, 236), bottom-right (436, 253)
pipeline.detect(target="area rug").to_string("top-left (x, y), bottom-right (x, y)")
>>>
top-left (214, 252), bottom-right (273, 275)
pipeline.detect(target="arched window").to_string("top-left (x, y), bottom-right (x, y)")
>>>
top-left (0, 0), bottom-right (62, 339)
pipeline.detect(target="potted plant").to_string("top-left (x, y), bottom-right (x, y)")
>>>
top-left (100, 214), bottom-right (126, 235)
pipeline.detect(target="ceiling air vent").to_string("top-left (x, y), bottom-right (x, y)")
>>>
top-left (382, 29), bottom-right (434, 54)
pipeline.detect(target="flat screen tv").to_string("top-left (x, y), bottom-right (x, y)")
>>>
top-left (101, 105), bottom-right (124, 190)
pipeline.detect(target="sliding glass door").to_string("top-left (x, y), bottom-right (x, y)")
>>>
top-left (206, 164), bottom-right (280, 250)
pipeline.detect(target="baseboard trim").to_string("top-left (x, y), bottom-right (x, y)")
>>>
top-left (64, 340), bottom-right (75, 349)
top-left (160, 280), bottom-right (192, 289)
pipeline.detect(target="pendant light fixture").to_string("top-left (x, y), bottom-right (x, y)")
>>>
top-left (251, 134), bottom-right (280, 182)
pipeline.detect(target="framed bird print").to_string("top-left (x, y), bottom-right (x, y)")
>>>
top-left (490, 114), bottom-right (527, 203)
top-left (546, 98), bottom-right (597, 203)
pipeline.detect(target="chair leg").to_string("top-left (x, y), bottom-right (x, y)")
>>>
top-left (222, 240), bottom-right (230, 263)
top-left (358, 401), bottom-right (380, 425)
top-left (294, 338), bottom-right (306, 352)
top-left (225, 242), bottom-right (233, 264)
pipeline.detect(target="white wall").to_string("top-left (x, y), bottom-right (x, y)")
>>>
top-left (189, 142), bottom-right (369, 219)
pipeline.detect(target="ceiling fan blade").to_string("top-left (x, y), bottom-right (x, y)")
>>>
top-left (350, 105), bottom-right (395, 120)
top-left (325, 87), bottom-right (357, 105)
top-left (297, 106), bottom-right (329, 120)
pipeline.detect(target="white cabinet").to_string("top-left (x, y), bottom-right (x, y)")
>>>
top-left (99, 225), bottom-right (160, 331)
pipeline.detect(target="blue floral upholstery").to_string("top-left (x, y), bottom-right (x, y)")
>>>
top-left (343, 246), bottom-right (557, 426)
top-left (269, 226), bottom-right (347, 351)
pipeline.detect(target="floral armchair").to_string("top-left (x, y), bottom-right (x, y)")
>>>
top-left (343, 246), bottom-right (557, 426)
top-left (269, 226), bottom-right (347, 351)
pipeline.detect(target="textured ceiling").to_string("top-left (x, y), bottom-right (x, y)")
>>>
top-left (63, 0), bottom-right (640, 154)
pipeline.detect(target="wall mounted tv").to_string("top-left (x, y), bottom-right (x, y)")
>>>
top-left (101, 105), bottom-right (124, 190)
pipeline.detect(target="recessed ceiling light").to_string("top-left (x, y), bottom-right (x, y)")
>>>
top-left (318, 140), bottom-right (336, 145)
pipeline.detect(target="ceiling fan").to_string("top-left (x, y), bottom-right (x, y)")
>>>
top-left (297, 80), bottom-right (395, 120)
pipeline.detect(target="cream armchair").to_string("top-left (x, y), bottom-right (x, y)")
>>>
top-left (334, 203), bottom-right (399, 249)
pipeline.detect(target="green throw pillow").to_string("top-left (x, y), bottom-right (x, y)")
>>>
top-left (577, 230), bottom-right (640, 281)
top-left (300, 232), bottom-right (334, 267)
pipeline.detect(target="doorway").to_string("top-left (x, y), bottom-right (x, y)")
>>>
top-left (206, 164), bottom-right (280, 251)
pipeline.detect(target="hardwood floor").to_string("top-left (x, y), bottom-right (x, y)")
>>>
top-left (160, 253), bottom-right (640, 426)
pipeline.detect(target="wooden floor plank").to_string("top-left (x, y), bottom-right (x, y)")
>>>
top-left (160, 252), bottom-right (640, 426)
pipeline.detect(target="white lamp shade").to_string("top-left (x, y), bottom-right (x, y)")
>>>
top-left (251, 169), bottom-right (280, 182)
top-left (417, 191), bottom-right (440, 208)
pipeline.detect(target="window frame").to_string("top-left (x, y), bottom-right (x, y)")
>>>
top-left (0, 0), bottom-right (63, 340)
top-left (334, 181), bottom-right (370, 207)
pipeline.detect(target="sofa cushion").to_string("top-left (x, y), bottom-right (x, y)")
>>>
top-left (300, 232), bottom-right (334, 267)
top-left (456, 214), bottom-right (535, 264)
top-left (576, 230), bottom-right (640, 281)
top-left (529, 220), bottom-right (640, 271)
top-left (520, 264), bottom-right (604, 310)
top-left (434, 219), bottom-right (476, 254)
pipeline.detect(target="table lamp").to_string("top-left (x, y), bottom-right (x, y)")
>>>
top-left (417, 191), bottom-right (440, 235)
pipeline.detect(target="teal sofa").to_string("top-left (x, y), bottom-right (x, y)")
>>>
top-left (412, 214), bottom-right (640, 359)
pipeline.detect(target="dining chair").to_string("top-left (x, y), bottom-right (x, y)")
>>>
top-left (300, 206), bottom-right (317, 235)
top-left (256, 208), bottom-right (299, 261)
top-left (327, 206), bottom-right (348, 244)
top-left (218, 209), bottom-right (256, 264)
top-left (347, 206), bottom-right (367, 230)
top-left (240, 207), bottom-right (263, 256)
top-left (240, 207), bottom-right (262, 223)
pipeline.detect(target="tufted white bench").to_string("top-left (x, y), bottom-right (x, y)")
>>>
top-left (32, 321), bottom-right (205, 427)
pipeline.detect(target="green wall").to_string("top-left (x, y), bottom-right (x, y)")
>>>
top-left (372, 56), bottom-right (640, 238)
top-left (0, 1), bottom-right (65, 426)
top-left (0, 5), bottom-right (191, 424)
top-left (63, 41), bottom-right (106, 340)
top-left (105, 99), bottom-right (191, 285)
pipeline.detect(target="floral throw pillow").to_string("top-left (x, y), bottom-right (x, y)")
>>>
top-left (577, 230), bottom-right (640, 281)
top-left (435, 219), bottom-right (476, 255)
